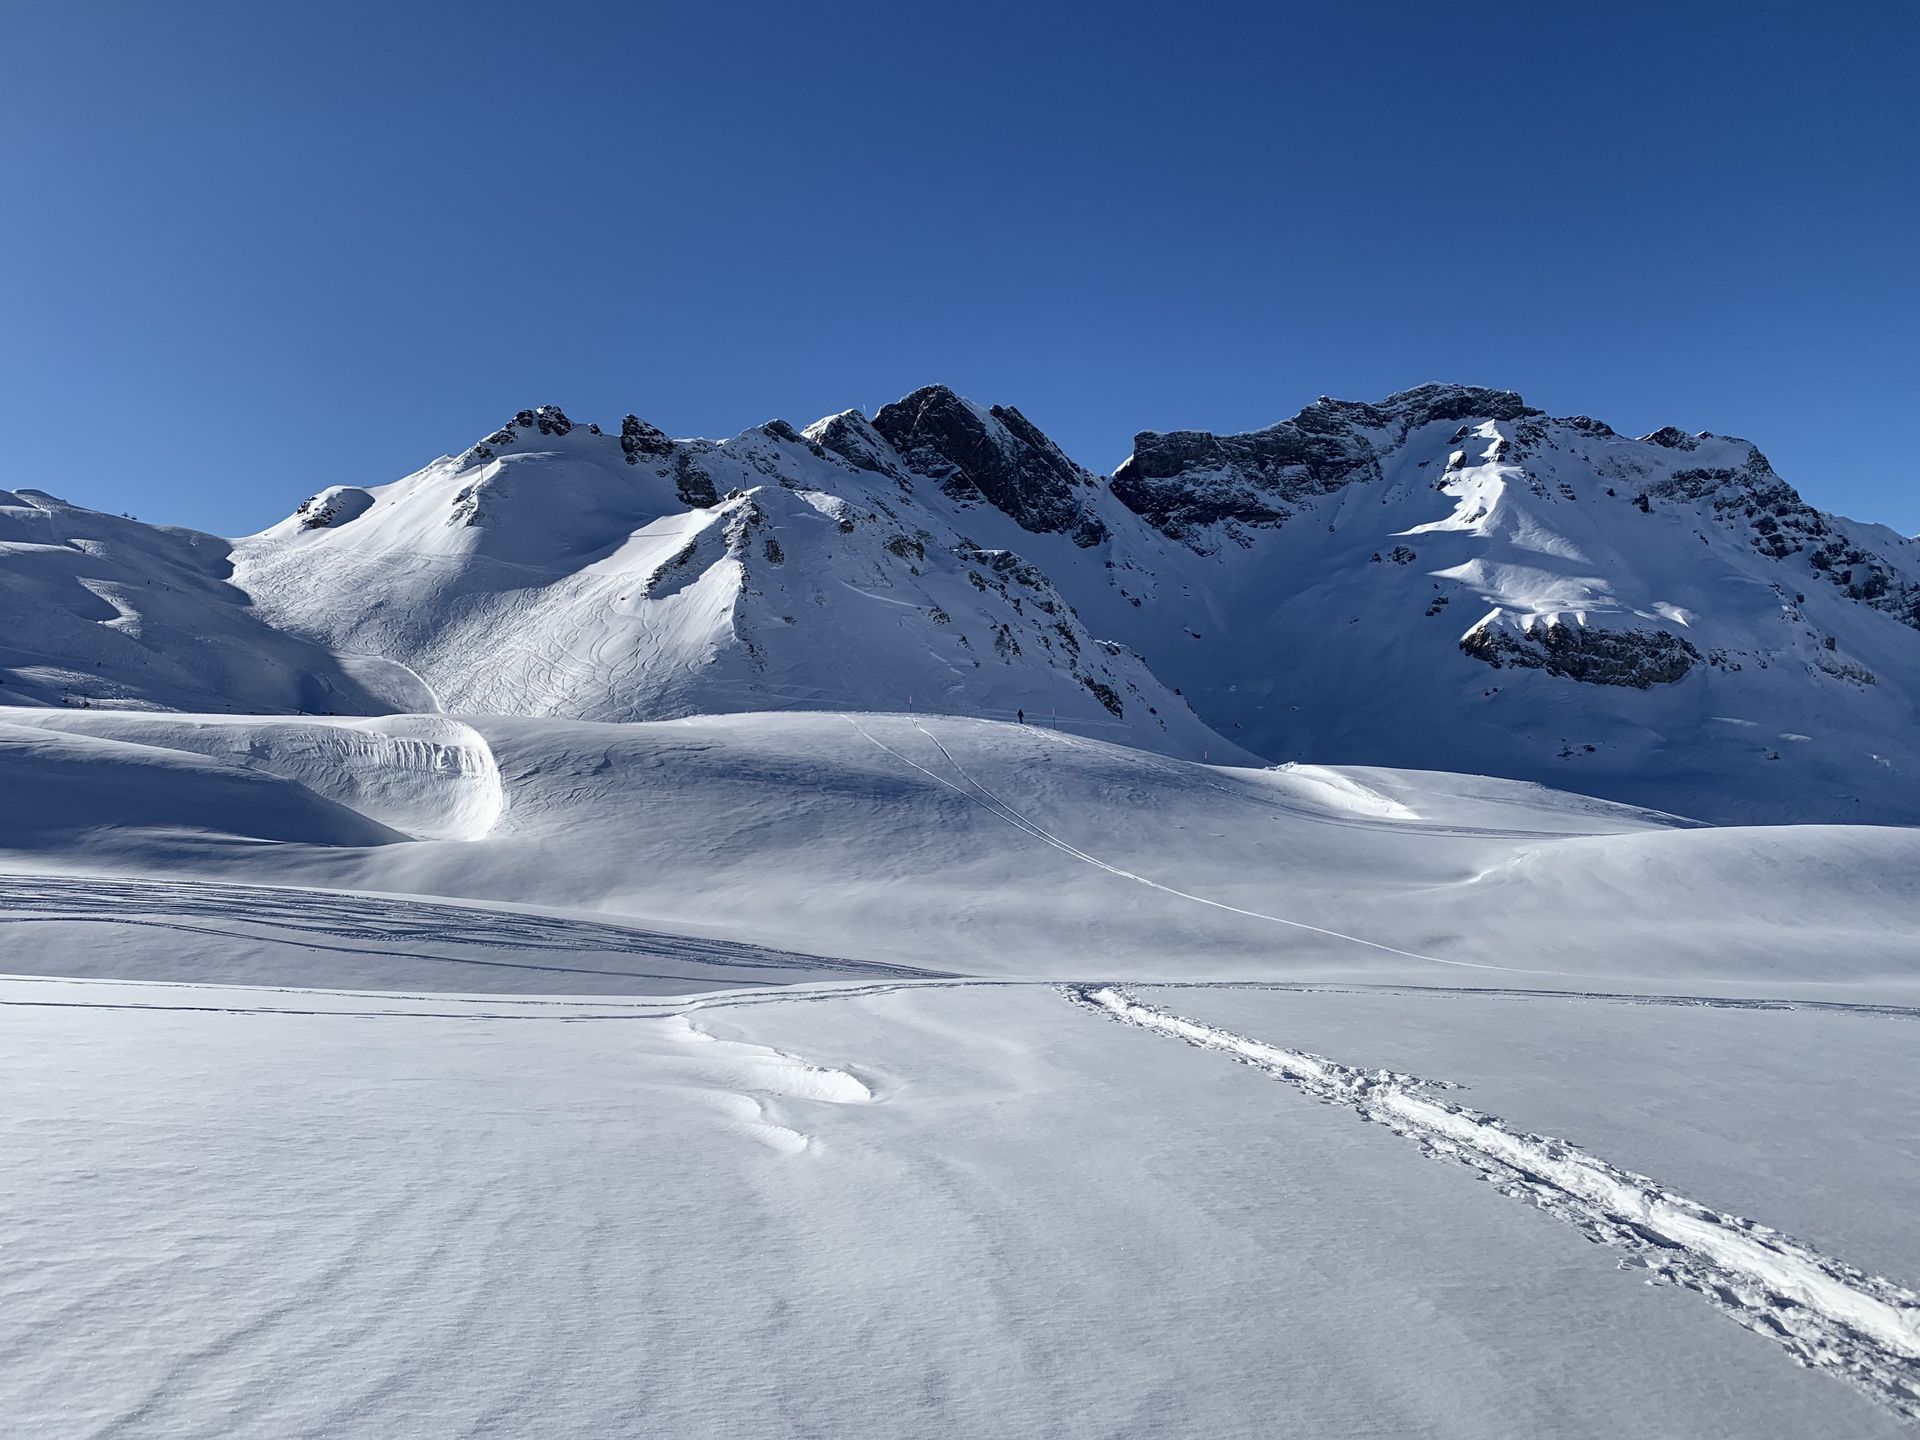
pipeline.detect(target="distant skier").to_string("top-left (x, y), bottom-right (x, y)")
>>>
top-left (1016, 709), bottom-right (1024, 724)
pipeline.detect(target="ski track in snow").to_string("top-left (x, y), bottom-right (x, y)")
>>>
top-left (8, 969), bottom-right (1916, 1026)
top-left (844, 714), bottom-right (1560, 978)
top-left (1131, 979), bottom-right (1920, 1021)
top-left (1070, 984), bottom-right (1920, 1422)
top-left (0, 873), bottom-right (945, 985)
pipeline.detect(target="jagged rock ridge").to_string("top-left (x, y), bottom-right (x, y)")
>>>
top-left (871, 386), bottom-right (1108, 546)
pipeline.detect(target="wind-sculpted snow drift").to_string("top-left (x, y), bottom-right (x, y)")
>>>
top-left (2, 711), bottom-right (503, 841)
top-left (7, 385), bottom-right (1920, 820)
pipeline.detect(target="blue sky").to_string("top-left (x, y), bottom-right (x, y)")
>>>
top-left (4, 1), bottom-right (1915, 534)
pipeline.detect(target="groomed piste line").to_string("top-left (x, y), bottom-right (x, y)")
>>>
top-left (845, 714), bottom-right (1556, 977)
top-left (1071, 984), bottom-right (1920, 1422)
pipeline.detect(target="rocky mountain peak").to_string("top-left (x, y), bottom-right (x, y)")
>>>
top-left (1281, 384), bottom-right (1540, 439)
top-left (458, 406), bottom-right (581, 468)
top-left (1373, 383), bottom-right (1540, 427)
top-left (804, 409), bottom-right (906, 479)
top-left (1641, 426), bottom-right (1703, 450)
top-left (870, 386), bottom-right (1098, 540)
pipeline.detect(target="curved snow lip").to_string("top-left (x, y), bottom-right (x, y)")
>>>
top-left (1070, 984), bottom-right (1920, 1422)
top-left (337, 715), bottom-right (505, 840)
top-left (0, 711), bottom-right (504, 843)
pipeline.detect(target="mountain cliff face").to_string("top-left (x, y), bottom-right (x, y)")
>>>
top-left (869, 385), bottom-right (1109, 546)
top-left (1111, 385), bottom-right (1539, 543)
top-left (7, 384), bottom-right (1919, 822)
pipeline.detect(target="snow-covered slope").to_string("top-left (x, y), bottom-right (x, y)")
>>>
top-left (15, 387), bottom-right (1920, 1435)
top-left (6, 705), bottom-right (1919, 1435)
top-left (228, 403), bottom-right (1229, 760)
top-left (1084, 385), bottom-right (1920, 823)
top-left (8, 384), bottom-right (1920, 820)
top-left (6, 708), bottom-right (1916, 997)
top-left (0, 488), bottom-right (433, 715)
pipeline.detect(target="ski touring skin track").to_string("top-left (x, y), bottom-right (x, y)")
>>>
top-left (1068, 984), bottom-right (1920, 1422)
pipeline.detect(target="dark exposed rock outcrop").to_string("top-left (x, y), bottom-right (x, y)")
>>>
top-left (1461, 623), bottom-right (1701, 688)
top-left (621, 414), bottom-right (674, 464)
top-left (292, 488), bottom-right (373, 530)
top-left (872, 386), bottom-right (1099, 541)
top-left (1113, 384), bottom-right (1539, 546)
top-left (673, 451), bottom-right (719, 508)
top-left (1641, 426), bottom-right (1701, 450)
top-left (460, 407), bottom-right (576, 468)
top-left (807, 410), bottom-right (908, 480)
top-left (1643, 445), bottom-right (1920, 631)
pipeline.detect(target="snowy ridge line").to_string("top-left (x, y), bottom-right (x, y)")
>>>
top-left (846, 714), bottom-right (1550, 977)
top-left (1070, 985), bottom-right (1920, 1421)
top-left (684, 689), bottom-right (1144, 739)
top-left (1025, 721), bottom-right (1702, 839)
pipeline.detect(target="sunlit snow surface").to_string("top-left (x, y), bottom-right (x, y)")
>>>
top-left (15, 388), bottom-right (1920, 825)
top-left (3, 710), bottom-right (1918, 1436)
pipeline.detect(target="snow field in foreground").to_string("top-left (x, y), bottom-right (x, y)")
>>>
top-left (4, 980), bottom-right (1916, 1438)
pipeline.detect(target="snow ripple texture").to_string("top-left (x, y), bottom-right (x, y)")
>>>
top-left (1071, 985), bottom-right (1920, 1421)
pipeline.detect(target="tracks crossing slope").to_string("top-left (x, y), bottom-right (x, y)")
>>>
top-left (1071, 984), bottom-right (1920, 1422)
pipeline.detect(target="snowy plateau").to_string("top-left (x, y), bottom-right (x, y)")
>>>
top-left (2, 383), bottom-right (1918, 1438)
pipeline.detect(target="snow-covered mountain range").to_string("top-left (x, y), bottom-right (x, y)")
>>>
top-left (7, 382), bottom-right (1919, 823)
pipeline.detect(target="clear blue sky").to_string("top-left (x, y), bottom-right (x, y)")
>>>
top-left (4, 1), bottom-right (1915, 535)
